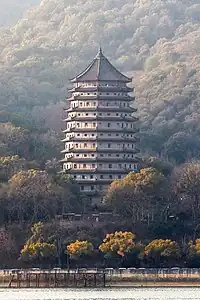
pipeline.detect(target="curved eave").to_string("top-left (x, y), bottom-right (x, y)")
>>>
top-left (70, 50), bottom-right (132, 83)
top-left (68, 86), bottom-right (134, 93)
top-left (65, 107), bottom-right (137, 113)
top-left (61, 148), bottom-right (139, 154)
top-left (63, 116), bottom-right (138, 122)
top-left (66, 95), bottom-right (135, 102)
top-left (71, 76), bottom-right (132, 84)
top-left (61, 137), bottom-right (138, 143)
top-left (61, 157), bottom-right (138, 163)
top-left (63, 127), bottom-right (139, 133)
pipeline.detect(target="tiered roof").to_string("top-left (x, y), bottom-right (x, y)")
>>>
top-left (70, 48), bottom-right (132, 83)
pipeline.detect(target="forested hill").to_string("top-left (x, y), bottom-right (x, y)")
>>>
top-left (1, 0), bottom-right (200, 163)
top-left (0, 0), bottom-right (39, 26)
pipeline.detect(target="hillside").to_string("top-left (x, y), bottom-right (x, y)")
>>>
top-left (0, 0), bottom-right (200, 163)
top-left (0, 0), bottom-right (39, 26)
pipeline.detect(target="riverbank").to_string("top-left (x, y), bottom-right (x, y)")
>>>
top-left (108, 281), bottom-right (200, 287)
top-left (1, 268), bottom-right (200, 288)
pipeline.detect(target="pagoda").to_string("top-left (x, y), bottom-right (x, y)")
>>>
top-left (61, 49), bottom-right (139, 203)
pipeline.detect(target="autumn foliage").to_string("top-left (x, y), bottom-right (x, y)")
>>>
top-left (105, 168), bottom-right (169, 223)
top-left (20, 242), bottom-right (56, 262)
top-left (20, 222), bottom-right (56, 264)
top-left (99, 231), bottom-right (136, 257)
top-left (66, 240), bottom-right (94, 259)
top-left (144, 239), bottom-right (180, 266)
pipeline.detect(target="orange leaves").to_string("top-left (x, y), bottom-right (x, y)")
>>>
top-left (99, 231), bottom-right (136, 257)
top-left (66, 240), bottom-right (94, 258)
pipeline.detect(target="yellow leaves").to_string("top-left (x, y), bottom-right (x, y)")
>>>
top-left (66, 240), bottom-right (94, 258)
top-left (109, 168), bottom-right (164, 190)
top-left (20, 242), bottom-right (56, 261)
top-left (0, 155), bottom-right (19, 163)
top-left (144, 239), bottom-right (180, 259)
top-left (105, 167), bottom-right (167, 208)
top-left (188, 239), bottom-right (200, 257)
top-left (99, 231), bottom-right (136, 257)
top-left (8, 169), bottom-right (52, 196)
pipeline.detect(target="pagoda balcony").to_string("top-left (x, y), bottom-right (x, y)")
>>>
top-left (68, 95), bottom-right (134, 102)
top-left (63, 127), bottom-right (97, 133)
top-left (64, 115), bottom-right (137, 122)
top-left (97, 156), bottom-right (138, 162)
top-left (68, 86), bottom-right (133, 93)
top-left (121, 127), bottom-right (139, 133)
top-left (63, 115), bottom-right (77, 121)
top-left (62, 156), bottom-right (138, 163)
top-left (67, 168), bottom-right (130, 174)
top-left (61, 147), bottom-right (97, 154)
top-left (98, 95), bottom-right (134, 101)
top-left (72, 147), bottom-right (97, 153)
top-left (97, 106), bottom-right (137, 113)
top-left (70, 157), bottom-right (137, 162)
top-left (65, 136), bottom-right (136, 142)
top-left (76, 178), bottom-right (113, 184)
top-left (63, 127), bottom-right (138, 134)
top-left (66, 168), bottom-right (98, 173)
top-left (66, 106), bottom-right (136, 113)
top-left (61, 135), bottom-right (75, 142)
top-left (122, 134), bottom-right (139, 142)
top-left (61, 147), bottom-right (75, 154)
top-left (96, 147), bottom-right (138, 153)
top-left (76, 178), bottom-right (98, 183)
top-left (66, 136), bottom-right (97, 141)
top-left (97, 128), bottom-right (138, 133)
top-left (97, 136), bottom-right (137, 142)
top-left (69, 157), bottom-right (97, 162)
top-left (120, 115), bottom-right (138, 122)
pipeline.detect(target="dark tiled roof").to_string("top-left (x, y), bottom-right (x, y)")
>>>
top-left (70, 48), bottom-right (132, 83)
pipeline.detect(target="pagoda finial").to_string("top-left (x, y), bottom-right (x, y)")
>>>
top-left (97, 46), bottom-right (103, 57)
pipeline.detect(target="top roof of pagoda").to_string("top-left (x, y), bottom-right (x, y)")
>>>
top-left (70, 48), bottom-right (132, 83)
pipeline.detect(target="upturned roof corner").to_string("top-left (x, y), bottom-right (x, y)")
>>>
top-left (70, 49), bottom-right (132, 83)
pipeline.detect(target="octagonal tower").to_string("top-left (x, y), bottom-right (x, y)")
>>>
top-left (61, 49), bottom-right (139, 203)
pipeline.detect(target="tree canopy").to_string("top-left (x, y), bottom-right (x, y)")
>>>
top-left (0, 0), bottom-right (199, 163)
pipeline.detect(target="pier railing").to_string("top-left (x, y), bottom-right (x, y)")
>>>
top-left (1, 268), bottom-right (200, 288)
top-left (0, 270), bottom-right (105, 288)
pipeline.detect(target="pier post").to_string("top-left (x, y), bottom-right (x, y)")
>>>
top-left (94, 274), bottom-right (96, 287)
top-left (103, 273), bottom-right (106, 287)
top-left (84, 274), bottom-right (87, 288)
top-left (54, 272), bottom-right (57, 288)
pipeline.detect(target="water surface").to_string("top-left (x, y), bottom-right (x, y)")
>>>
top-left (1, 288), bottom-right (200, 300)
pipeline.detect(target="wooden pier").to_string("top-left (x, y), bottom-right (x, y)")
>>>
top-left (7, 271), bottom-right (106, 288)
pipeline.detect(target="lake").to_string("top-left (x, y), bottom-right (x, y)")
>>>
top-left (1, 288), bottom-right (200, 300)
